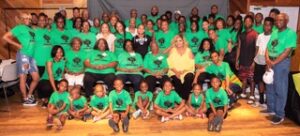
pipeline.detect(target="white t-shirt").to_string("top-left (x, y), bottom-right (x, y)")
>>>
top-left (254, 33), bottom-right (271, 65)
top-left (96, 33), bottom-right (116, 52)
top-left (125, 27), bottom-right (137, 37)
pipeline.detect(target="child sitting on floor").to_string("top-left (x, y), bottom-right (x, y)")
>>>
top-left (68, 86), bottom-right (90, 121)
top-left (90, 84), bottom-right (110, 122)
top-left (186, 83), bottom-right (206, 118)
top-left (46, 79), bottom-right (70, 130)
top-left (132, 80), bottom-right (153, 119)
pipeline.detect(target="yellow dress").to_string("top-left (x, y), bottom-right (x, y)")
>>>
top-left (167, 47), bottom-right (195, 83)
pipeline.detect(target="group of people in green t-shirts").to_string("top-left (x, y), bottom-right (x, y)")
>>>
top-left (2, 4), bottom-right (297, 133)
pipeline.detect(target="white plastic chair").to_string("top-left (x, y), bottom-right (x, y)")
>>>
top-left (0, 62), bottom-right (19, 106)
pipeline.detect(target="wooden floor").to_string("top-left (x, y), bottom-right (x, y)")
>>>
top-left (0, 94), bottom-right (300, 136)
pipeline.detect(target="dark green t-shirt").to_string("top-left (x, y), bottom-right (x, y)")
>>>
top-left (154, 90), bottom-right (182, 109)
top-left (11, 24), bottom-right (35, 57)
top-left (116, 52), bottom-right (143, 75)
top-left (109, 89), bottom-right (132, 111)
top-left (267, 28), bottom-right (297, 58)
top-left (41, 58), bottom-right (66, 80)
top-left (185, 31), bottom-right (208, 54)
top-left (205, 62), bottom-right (233, 81)
top-left (205, 88), bottom-right (229, 108)
top-left (71, 96), bottom-right (87, 111)
top-left (33, 28), bottom-right (52, 66)
top-left (49, 91), bottom-right (70, 112)
top-left (90, 95), bottom-right (109, 110)
top-left (85, 50), bottom-right (117, 74)
top-left (155, 30), bottom-right (176, 51)
top-left (143, 52), bottom-right (168, 77)
top-left (114, 32), bottom-right (133, 57)
top-left (214, 37), bottom-right (228, 54)
top-left (76, 32), bottom-right (96, 52)
top-left (50, 28), bottom-right (72, 51)
top-left (194, 51), bottom-right (212, 67)
top-left (65, 50), bottom-right (86, 73)
top-left (133, 91), bottom-right (153, 106)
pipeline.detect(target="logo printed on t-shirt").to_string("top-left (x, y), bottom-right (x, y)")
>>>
top-left (83, 39), bottom-right (92, 47)
top-left (191, 37), bottom-right (199, 46)
top-left (43, 34), bottom-right (51, 45)
top-left (61, 35), bottom-right (69, 43)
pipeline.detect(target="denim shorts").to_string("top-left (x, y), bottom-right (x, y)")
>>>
top-left (16, 52), bottom-right (38, 75)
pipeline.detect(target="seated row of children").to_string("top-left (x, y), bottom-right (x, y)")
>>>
top-left (46, 76), bottom-right (228, 132)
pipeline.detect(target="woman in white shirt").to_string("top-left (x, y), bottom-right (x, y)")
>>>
top-left (96, 23), bottom-right (116, 52)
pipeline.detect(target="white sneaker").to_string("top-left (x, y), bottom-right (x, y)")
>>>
top-left (173, 114), bottom-right (183, 120)
top-left (240, 93), bottom-right (247, 99)
top-left (259, 104), bottom-right (267, 109)
top-left (161, 116), bottom-right (169, 122)
top-left (93, 116), bottom-right (101, 123)
top-left (247, 96), bottom-right (255, 104)
top-left (132, 110), bottom-right (141, 119)
top-left (251, 101), bottom-right (259, 107)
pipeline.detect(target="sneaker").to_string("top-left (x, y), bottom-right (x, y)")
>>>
top-left (93, 116), bottom-right (101, 123)
top-left (251, 101), bottom-right (259, 107)
top-left (178, 114), bottom-right (183, 120)
top-left (259, 104), bottom-right (267, 109)
top-left (46, 117), bottom-right (54, 127)
top-left (247, 96), bottom-right (255, 104)
top-left (122, 117), bottom-right (129, 133)
top-left (240, 93), bottom-right (247, 99)
top-left (23, 96), bottom-right (37, 106)
top-left (208, 121), bottom-right (214, 131)
top-left (41, 102), bottom-right (48, 109)
top-left (109, 119), bottom-right (120, 132)
top-left (161, 116), bottom-right (169, 123)
top-left (132, 110), bottom-right (141, 119)
top-left (260, 109), bottom-right (275, 115)
top-left (213, 116), bottom-right (223, 132)
top-left (271, 116), bottom-right (284, 125)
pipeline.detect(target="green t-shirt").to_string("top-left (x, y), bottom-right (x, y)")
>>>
top-left (133, 91), bottom-right (153, 106)
top-left (205, 62), bottom-right (233, 80)
top-left (33, 28), bottom-right (52, 66)
top-left (206, 14), bottom-right (224, 21)
top-left (90, 26), bottom-right (100, 34)
top-left (76, 32), bottom-right (96, 52)
top-left (41, 58), bottom-right (66, 80)
top-left (90, 95), bottom-right (109, 110)
top-left (214, 37), bottom-right (228, 54)
top-left (114, 32), bottom-right (133, 57)
top-left (217, 29), bottom-right (231, 42)
top-left (49, 91), bottom-right (70, 112)
top-left (185, 31), bottom-right (208, 54)
top-left (116, 52), bottom-right (143, 75)
top-left (169, 21), bottom-right (178, 33)
top-left (108, 89), bottom-right (132, 111)
top-left (267, 28), bottom-right (297, 58)
top-left (154, 90), bottom-right (182, 109)
top-left (190, 93), bottom-right (204, 108)
top-left (253, 24), bottom-right (263, 34)
top-left (11, 24), bottom-right (35, 57)
top-left (85, 50), bottom-right (117, 74)
top-left (124, 18), bottom-right (142, 27)
top-left (71, 96), bottom-right (87, 111)
top-left (205, 88), bottom-right (229, 108)
top-left (186, 19), bottom-right (203, 33)
top-left (50, 28), bottom-right (72, 51)
top-left (143, 52), bottom-right (168, 77)
top-left (68, 28), bottom-right (81, 39)
top-left (155, 30), bottom-right (176, 51)
top-left (148, 15), bottom-right (160, 24)
top-left (194, 51), bottom-right (212, 67)
top-left (65, 50), bottom-right (86, 73)
top-left (109, 23), bottom-right (116, 34)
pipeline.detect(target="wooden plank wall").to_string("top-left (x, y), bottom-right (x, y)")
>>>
top-left (0, 0), bottom-right (87, 59)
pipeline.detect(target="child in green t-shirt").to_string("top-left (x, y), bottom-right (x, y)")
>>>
top-left (206, 77), bottom-right (229, 132)
top-left (90, 84), bottom-right (110, 122)
top-left (154, 80), bottom-right (186, 123)
top-left (108, 79), bottom-right (132, 133)
top-left (185, 83), bottom-right (206, 118)
top-left (46, 79), bottom-right (69, 130)
top-left (132, 81), bottom-right (153, 119)
top-left (68, 86), bottom-right (90, 122)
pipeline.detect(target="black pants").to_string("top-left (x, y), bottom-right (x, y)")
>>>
top-left (83, 72), bottom-right (116, 97)
top-left (116, 74), bottom-right (143, 92)
top-left (37, 66), bottom-right (45, 77)
top-left (171, 73), bottom-right (194, 100)
top-left (197, 72), bottom-right (213, 85)
top-left (145, 75), bottom-right (170, 92)
top-left (37, 80), bottom-right (57, 99)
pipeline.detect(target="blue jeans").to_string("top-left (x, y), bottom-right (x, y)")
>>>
top-left (266, 58), bottom-right (290, 118)
top-left (16, 52), bottom-right (38, 75)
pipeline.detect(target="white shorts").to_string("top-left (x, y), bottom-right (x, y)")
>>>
top-left (64, 73), bottom-right (84, 86)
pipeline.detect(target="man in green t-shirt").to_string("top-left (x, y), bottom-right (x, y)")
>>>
top-left (154, 20), bottom-right (176, 51)
top-left (265, 13), bottom-right (297, 125)
top-left (3, 13), bottom-right (40, 106)
top-left (108, 79), bottom-right (132, 133)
